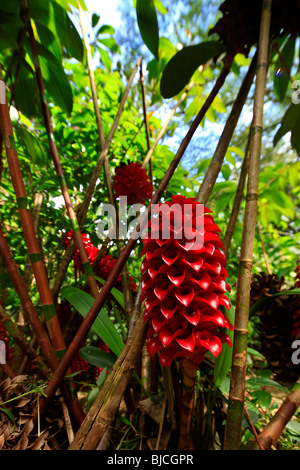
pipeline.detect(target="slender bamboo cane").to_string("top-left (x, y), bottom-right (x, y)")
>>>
top-left (51, 58), bottom-right (142, 302)
top-left (26, 18), bottom-right (99, 300)
top-left (69, 312), bottom-right (147, 450)
top-left (34, 54), bottom-right (234, 420)
top-left (139, 61), bottom-right (153, 184)
top-left (223, 1), bottom-right (272, 450)
top-left (223, 126), bottom-right (252, 256)
top-left (0, 224), bottom-right (85, 424)
top-left (78, 5), bottom-right (134, 315)
top-left (0, 64), bottom-right (66, 353)
top-left (196, 52), bottom-right (257, 204)
top-left (249, 387), bottom-right (300, 450)
top-left (141, 81), bottom-right (194, 170)
top-left (0, 305), bottom-right (49, 379)
top-left (177, 359), bottom-right (198, 450)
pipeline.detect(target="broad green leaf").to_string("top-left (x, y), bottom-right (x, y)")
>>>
top-left (94, 276), bottom-right (125, 309)
top-left (97, 24), bottom-right (115, 36)
top-left (60, 286), bottom-right (124, 356)
top-left (13, 60), bottom-right (40, 119)
top-left (246, 376), bottom-right (288, 393)
top-left (36, 43), bottom-right (73, 114)
top-left (261, 189), bottom-right (294, 210)
top-left (154, 0), bottom-right (167, 14)
top-left (249, 288), bottom-right (300, 318)
top-left (92, 13), bottom-right (100, 28)
top-left (79, 345), bottom-right (117, 369)
top-left (273, 38), bottom-right (295, 102)
top-left (214, 307), bottom-right (234, 388)
top-left (30, 0), bottom-right (83, 61)
top-left (136, 0), bottom-right (159, 60)
top-left (273, 103), bottom-right (300, 146)
top-left (15, 126), bottom-right (48, 166)
top-left (160, 41), bottom-right (226, 98)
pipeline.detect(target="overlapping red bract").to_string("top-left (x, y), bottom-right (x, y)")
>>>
top-left (141, 195), bottom-right (232, 367)
top-left (113, 162), bottom-right (152, 205)
top-left (62, 230), bottom-right (137, 291)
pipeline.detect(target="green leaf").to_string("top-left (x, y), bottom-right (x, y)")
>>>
top-left (249, 288), bottom-right (300, 318)
top-left (30, 0), bottom-right (83, 61)
top-left (273, 103), bottom-right (300, 146)
top-left (97, 24), bottom-right (115, 36)
top-left (160, 41), bottom-right (226, 98)
top-left (15, 126), bottom-right (48, 166)
top-left (36, 43), bottom-right (73, 114)
top-left (273, 38), bottom-right (295, 102)
top-left (13, 60), bottom-right (40, 119)
top-left (246, 376), bottom-right (288, 393)
top-left (60, 286), bottom-right (124, 356)
top-left (79, 345), bottom-right (116, 369)
top-left (92, 13), bottom-right (100, 28)
top-left (94, 276), bottom-right (125, 309)
top-left (136, 0), bottom-right (159, 60)
top-left (214, 307), bottom-right (234, 388)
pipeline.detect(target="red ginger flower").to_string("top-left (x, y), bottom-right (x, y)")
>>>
top-left (62, 230), bottom-right (98, 272)
top-left (62, 231), bottom-right (137, 291)
top-left (113, 162), bottom-right (152, 205)
top-left (141, 195), bottom-right (232, 368)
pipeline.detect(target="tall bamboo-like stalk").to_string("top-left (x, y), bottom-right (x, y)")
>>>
top-left (0, 305), bottom-right (49, 379)
top-left (78, 4), bottom-right (134, 315)
top-left (51, 58), bottom-right (142, 302)
top-left (0, 65), bottom-right (65, 353)
top-left (26, 18), bottom-right (99, 300)
top-left (141, 81), bottom-right (194, 170)
top-left (224, 0), bottom-right (272, 450)
top-left (139, 61), bottom-right (153, 183)
top-left (196, 52), bottom-right (257, 204)
top-left (0, 224), bottom-right (85, 424)
top-left (250, 387), bottom-right (300, 450)
top-left (34, 54), bottom-right (234, 420)
top-left (223, 126), bottom-right (252, 256)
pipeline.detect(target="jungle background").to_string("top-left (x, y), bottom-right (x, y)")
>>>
top-left (0, 0), bottom-right (300, 452)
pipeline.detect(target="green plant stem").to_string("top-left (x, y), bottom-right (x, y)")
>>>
top-left (224, 0), bottom-right (272, 450)
top-left (223, 125), bottom-right (252, 256)
top-left (196, 52), bottom-right (256, 204)
top-left (249, 387), bottom-right (300, 450)
top-left (0, 223), bottom-right (85, 425)
top-left (26, 16), bottom-right (99, 300)
top-left (0, 64), bottom-right (65, 353)
top-left (51, 57), bottom-right (142, 303)
top-left (31, 54), bottom-right (233, 421)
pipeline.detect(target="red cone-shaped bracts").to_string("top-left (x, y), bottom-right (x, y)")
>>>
top-left (62, 231), bottom-right (137, 291)
top-left (141, 195), bottom-right (232, 367)
top-left (113, 162), bottom-right (152, 205)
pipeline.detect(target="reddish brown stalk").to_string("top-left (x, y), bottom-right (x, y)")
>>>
top-left (224, 0), bottom-right (272, 450)
top-left (51, 58), bottom-right (142, 302)
top-left (250, 387), bottom-right (300, 450)
top-left (34, 54), bottom-right (233, 420)
top-left (0, 65), bottom-right (65, 353)
top-left (223, 127), bottom-right (251, 256)
top-left (196, 52), bottom-right (257, 204)
top-left (0, 224), bottom-right (85, 425)
top-left (26, 18), bottom-right (99, 300)
top-left (177, 359), bottom-right (198, 450)
top-left (0, 305), bottom-right (49, 379)
top-left (78, 5), bottom-right (134, 315)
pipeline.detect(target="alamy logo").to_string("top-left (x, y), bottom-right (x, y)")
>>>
top-left (0, 80), bottom-right (6, 105)
top-left (292, 80), bottom-right (300, 105)
top-left (95, 196), bottom-right (205, 249)
top-left (0, 340), bottom-right (6, 364)
top-left (291, 339), bottom-right (300, 365)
